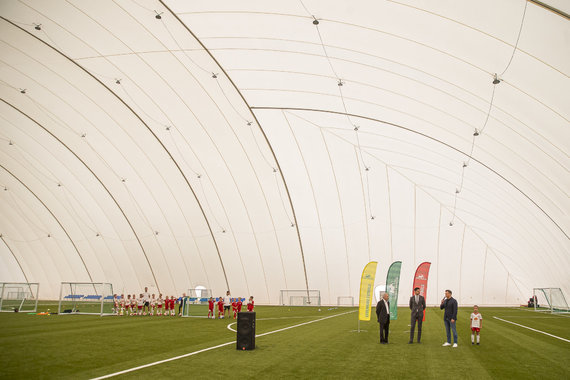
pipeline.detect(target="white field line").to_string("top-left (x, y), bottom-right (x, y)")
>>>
top-left (91, 310), bottom-right (355, 379)
top-left (492, 316), bottom-right (570, 343)
top-left (510, 307), bottom-right (570, 318)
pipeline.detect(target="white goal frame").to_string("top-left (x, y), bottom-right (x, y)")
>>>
top-left (337, 296), bottom-right (355, 307)
top-left (58, 282), bottom-right (114, 316)
top-left (0, 282), bottom-right (39, 312)
top-left (280, 290), bottom-right (321, 306)
top-left (533, 287), bottom-right (570, 314)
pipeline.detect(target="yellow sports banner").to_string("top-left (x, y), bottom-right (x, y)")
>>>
top-left (358, 261), bottom-right (378, 321)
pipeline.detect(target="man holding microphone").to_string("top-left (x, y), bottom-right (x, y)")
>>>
top-left (440, 289), bottom-right (458, 347)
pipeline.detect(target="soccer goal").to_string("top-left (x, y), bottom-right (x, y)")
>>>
top-left (337, 296), bottom-right (355, 307)
top-left (58, 282), bottom-right (114, 316)
top-left (280, 290), bottom-right (321, 306)
top-left (533, 288), bottom-right (570, 314)
top-left (0, 282), bottom-right (39, 312)
top-left (181, 297), bottom-right (209, 317)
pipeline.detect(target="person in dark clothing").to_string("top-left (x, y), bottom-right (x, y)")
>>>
top-left (376, 292), bottom-right (390, 344)
top-left (440, 289), bottom-right (458, 347)
top-left (409, 287), bottom-right (426, 343)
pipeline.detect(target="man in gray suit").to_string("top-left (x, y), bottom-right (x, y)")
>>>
top-left (409, 287), bottom-right (426, 343)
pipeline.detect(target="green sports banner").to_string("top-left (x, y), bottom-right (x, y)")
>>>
top-left (386, 261), bottom-right (402, 320)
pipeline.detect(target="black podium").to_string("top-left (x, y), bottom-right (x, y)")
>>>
top-left (236, 311), bottom-right (255, 350)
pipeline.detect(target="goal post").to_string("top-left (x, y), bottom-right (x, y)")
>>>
top-left (58, 282), bottom-right (114, 316)
top-left (533, 288), bottom-right (570, 313)
top-left (280, 290), bottom-right (321, 306)
top-left (337, 296), bottom-right (355, 307)
top-left (0, 282), bottom-right (39, 312)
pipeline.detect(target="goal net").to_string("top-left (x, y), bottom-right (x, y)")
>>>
top-left (58, 282), bottom-right (114, 316)
top-left (186, 288), bottom-right (213, 304)
top-left (533, 288), bottom-right (570, 313)
top-left (280, 290), bottom-right (321, 306)
top-left (337, 296), bottom-right (355, 307)
top-left (0, 283), bottom-right (39, 312)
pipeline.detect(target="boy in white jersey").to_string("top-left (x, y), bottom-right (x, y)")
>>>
top-left (157, 294), bottom-right (164, 316)
top-left (119, 294), bottom-right (125, 315)
top-left (137, 294), bottom-right (144, 316)
top-left (112, 294), bottom-right (119, 315)
top-left (470, 305), bottom-right (483, 345)
top-left (150, 294), bottom-right (156, 316)
top-left (131, 294), bottom-right (137, 316)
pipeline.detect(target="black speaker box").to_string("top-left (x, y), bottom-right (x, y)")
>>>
top-left (236, 311), bottom-right (256, 350)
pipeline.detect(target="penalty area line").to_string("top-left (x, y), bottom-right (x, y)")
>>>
top-left (91, 310), bottom-right (355, 379)
top-left (493, 316), bottom-right (570, 343)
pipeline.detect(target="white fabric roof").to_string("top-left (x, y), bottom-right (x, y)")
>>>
top-left (0, 0), bottom-right (568, 305)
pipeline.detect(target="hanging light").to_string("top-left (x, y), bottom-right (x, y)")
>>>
top-left (34, 24), bottom-right (41, 30)
top-left (312, 17), bottom-right (319, 25)
top-left (155, 11), bottom-right (163, 19)
top-left (492, 73), bottom-right (501, 85)
top-left (473, 129), bottom-right (480, 136)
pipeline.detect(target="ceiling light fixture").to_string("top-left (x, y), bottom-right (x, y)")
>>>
top-left (492, 73), bottom-right (501, 85)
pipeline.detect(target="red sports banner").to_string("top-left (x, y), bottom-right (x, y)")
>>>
top-left (412, 262), bottom-right (431, 321)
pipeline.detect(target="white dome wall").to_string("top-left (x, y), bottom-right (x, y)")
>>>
top-left (0, 0), bottom-right (568, 304)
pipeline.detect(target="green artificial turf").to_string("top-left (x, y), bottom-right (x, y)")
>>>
top-left (0, 303), bottom-right (568, 379)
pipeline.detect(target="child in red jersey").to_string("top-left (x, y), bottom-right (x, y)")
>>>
top-left (208, 297), bottom-right (215, 319)
top-left (164, 296), bottom-right (170, 316)
top-left (170, 296), bottom-right (176, 316)
top-left (217, 297), bottom-right (224, 319)
top-left (247, 296), bottom-right (254, 312)
top-left (237, 298), bottom-right (243, 313)
top-left (232, 298), bottom-right (238, 319)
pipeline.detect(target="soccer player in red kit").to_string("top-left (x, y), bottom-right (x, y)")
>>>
top-left (170, 296), bottom-right (176, 316)
top-left (217, 297), bottom-right (224, 319)
top-left (247, 296), bottom-right (254, 312)
top-left (164, 296), bottom-right (170, 316)
top-left (232, 298), bottom-right (238, 319)
top-left (208, 297), bottom-right (215, 319)
top-left (237, 298), bottom-right (243, 313)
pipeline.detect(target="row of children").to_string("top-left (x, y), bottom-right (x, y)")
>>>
top-left (112, 290), bottom-right (183, 316)
top-left (208, 296), bottom-right (254, 319)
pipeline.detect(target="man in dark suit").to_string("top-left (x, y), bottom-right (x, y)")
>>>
top-left (376, 292), bottom-right (390, 344)
top-left (409, 287), bottom-right (426, 343)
